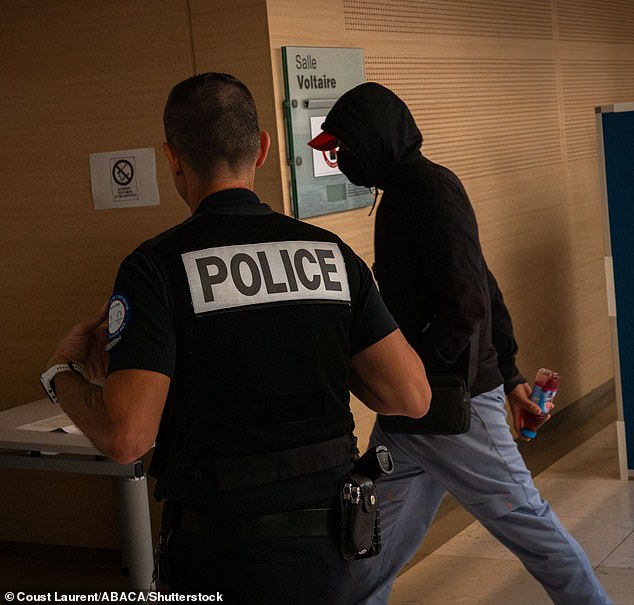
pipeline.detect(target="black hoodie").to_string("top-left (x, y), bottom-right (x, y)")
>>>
top-left (323, 83), bottom-right (524, 396)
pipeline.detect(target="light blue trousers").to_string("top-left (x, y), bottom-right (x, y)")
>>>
top-left (349, 385), bottom-right (612, 605)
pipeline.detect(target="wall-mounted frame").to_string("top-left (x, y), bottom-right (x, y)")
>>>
top-left (282, 46), bottom-right (373, 219)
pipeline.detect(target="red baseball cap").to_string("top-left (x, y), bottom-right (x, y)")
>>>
top-left (307, 130), bottom-right (339, 151)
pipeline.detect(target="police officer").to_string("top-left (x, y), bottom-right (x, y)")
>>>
top-left (41, 73), bottom-right (430, 604)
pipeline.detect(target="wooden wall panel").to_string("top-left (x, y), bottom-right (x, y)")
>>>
top-left (344, 0), bottom-right (554, 39)
top-left (189, 0), bottom-right (285, 212)
top-left (365, 56), bottom-right (562, 178)
top-left (0, 0), bottom-right (193, 410)
top-left (0, 0), bottom-right (193, 548)
top-left (557, 0), bottom-right (634, 43)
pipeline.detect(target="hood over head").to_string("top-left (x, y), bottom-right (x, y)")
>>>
top-left (309, 82), bottom-right (423, 188)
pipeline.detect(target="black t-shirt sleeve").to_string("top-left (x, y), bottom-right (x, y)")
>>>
top-left (346, 247), bottom-right (398, 355)
top-left (106, 249), bottom-right (176, 378)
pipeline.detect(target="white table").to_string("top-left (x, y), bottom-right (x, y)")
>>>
top-left (0, 398), bottom-right (154, 590)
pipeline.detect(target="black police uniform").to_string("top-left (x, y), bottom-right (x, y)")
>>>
top-left (106, 188), bottom-right (398, 604)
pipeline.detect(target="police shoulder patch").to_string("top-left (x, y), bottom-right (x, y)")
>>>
top-left (107, 293), bottom-right (131, 346)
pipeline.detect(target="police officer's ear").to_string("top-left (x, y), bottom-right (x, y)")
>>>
top-left (163, 142), bottom-right (189, 202)
top-left (163, 142), bottom-right (183, 177)
top-left (255, 131), bottom-right (270, 168)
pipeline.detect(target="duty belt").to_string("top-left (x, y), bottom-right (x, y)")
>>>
top-left (178, 505), bottom-right (337, 538)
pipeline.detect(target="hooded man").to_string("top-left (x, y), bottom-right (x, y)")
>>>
top-left (309, 82), bottom-right (612, 605)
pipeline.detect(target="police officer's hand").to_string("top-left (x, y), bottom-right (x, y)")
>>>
top-left (508, 382), bottom-right (550, 441)
top-left (46, 303), bottom-right (109, 383)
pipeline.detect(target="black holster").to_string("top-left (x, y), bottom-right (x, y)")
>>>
top-left (339, 474), bottom-right (380, 560)
top-left (338, 445), bottom-right (394, 560)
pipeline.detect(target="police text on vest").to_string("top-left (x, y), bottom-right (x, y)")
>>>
top-left (182, 241), bottom-right (351, 313)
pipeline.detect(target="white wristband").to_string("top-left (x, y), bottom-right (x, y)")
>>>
top-left (40, 362), bottom-right (88, 405)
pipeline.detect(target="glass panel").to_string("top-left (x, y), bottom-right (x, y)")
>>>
top-left (282, 46), bottom-right (373, 219)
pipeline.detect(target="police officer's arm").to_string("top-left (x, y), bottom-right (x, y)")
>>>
top-left (349, 328), bottom-right (430, 418)
top-left (44, 305), bottom-right (169, 464)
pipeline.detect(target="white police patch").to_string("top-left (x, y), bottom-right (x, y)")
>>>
top-left (107, 293), bottom-right (131, 345)
top-left (182, 240), bottom-right (351, 314)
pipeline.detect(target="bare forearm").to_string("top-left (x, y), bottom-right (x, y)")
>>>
top-left (350, 330), bottom-right (431, 418)
top-left (53, 371), bottom-right (121, 457)
top-left (349, 370), bottom-right (395, 415)
top-left (54, 370), bottom-right (158, 464)
top-left (42, 306), bottom-right (165, 463)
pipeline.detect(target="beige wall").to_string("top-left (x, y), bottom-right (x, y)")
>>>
top-left (1, 0), bottom-right (632, 549)
top-left (1, 0), bottom-right (192, 548)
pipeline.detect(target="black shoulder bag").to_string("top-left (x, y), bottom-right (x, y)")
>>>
top-left (378, 332), bottom-right (479, 435)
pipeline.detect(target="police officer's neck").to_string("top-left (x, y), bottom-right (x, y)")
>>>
top-left (187, 171), bottom-right (255, 214)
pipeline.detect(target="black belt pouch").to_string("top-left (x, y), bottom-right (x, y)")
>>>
top-left (339, 474), bottom-right (380, 560)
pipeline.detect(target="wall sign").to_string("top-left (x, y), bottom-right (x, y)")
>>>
top-left (282, 46), bottom-right (372, 219)
top-left (89, 147), bottom-right (160, 210)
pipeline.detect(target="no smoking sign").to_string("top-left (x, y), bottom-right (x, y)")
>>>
top-left (110, 156), bottom-right (138, 201)
top-left (89, 147), bottom-right (160, 210)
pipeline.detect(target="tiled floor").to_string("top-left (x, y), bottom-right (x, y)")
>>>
top-left (389, 423), bottom-right (634, 604)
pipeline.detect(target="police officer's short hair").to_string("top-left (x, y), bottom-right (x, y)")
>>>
top-left (163, 72), bottom-right (261, 179)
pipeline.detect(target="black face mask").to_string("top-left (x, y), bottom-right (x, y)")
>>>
top-left (337, 147), bottom-right (371, 187)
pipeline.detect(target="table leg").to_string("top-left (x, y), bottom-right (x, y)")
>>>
top-left (119, 474), bottom-right (154, 590)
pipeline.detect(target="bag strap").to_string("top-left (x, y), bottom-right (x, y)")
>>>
top-left (466, 330), bottom-right (479, 390)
